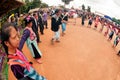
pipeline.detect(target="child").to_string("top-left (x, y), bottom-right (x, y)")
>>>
top-left (104, 23), bottom-right (110, 36)
top-left (99, 19), bottom-right (105, 32)
top-left (61, 10), bottom-right (68, 36)
top-left (19, 17), bottom-right (42, 64)
top-left (87, 16), bottom-right (93, 28)
top-left (1, 23), bottom-right (46, 80)
top-left (113, 33), bottom-right (120, 47)
top-left (81, 13), bottom-right (85, 26)
top-left (94, 16), bottom-right (99, 29)
top-left (73, 12), bottom-right (78, 25)
top-left (108, 26), bottom-right (116, 41)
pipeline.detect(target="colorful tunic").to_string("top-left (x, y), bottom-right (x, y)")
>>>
top-left (19, 27), bottom-right (42, 59)
top-left (8, 49), bottom-right (46, 80)
top-left (114, 36), bottom-right (119, 46)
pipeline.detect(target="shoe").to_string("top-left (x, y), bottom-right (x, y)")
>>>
top-left (38, 41), bottom-right (42, 43)
top-left (62, 32), bottom-right (65, 36)
top-left (51, 38), bottom-right (54, 44)
top-left (56, 40), bottom-right (60, 42)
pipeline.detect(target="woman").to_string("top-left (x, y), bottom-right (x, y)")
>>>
top-left (19, 16), bottom-right (42, 64)
top-left (1, 23), bottom-right (46, 80)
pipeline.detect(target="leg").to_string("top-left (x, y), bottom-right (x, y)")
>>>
top-left (45, 21), bottom-right (48, 29)
top-left (36, 32), bottom-right (41, 43)
top-left (55, 31), bottom-right (60, 42)
top-left (117, 50), bottom-right (120, 55)
top-left (39, 24), bottom-right (44, 35)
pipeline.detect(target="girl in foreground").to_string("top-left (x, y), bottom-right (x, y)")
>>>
top-left (1, 23), bottom-right (46, 80)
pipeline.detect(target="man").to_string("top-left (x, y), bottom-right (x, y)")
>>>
top-left (38, 11), bottom-right (44, 35)
top-left (81, 12), bottom-right (86, 26)
top-left (51, 9), bottom-right (62, 44)
top-left (32, 13), bottom-right (41, 43)
top-left (42, 11), bottom-right (48, 29)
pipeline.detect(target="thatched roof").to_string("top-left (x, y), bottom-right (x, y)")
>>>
top-left (0, 0), bottom-right (24, 17)
top-left (28, 8), bottom-right (40, 13)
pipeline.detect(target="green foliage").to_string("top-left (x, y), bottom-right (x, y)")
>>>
top-left (0, 44), bottom-right (8, 80)
top-left (112, 17), bottom-right (120, 25)
top-left (0, 0), bottom-right (49, 28)
top-left (40, 3), bottom-right (49, 8)
top-left (18, 0), bottom-right (42, 14)
top-left (32, 0), bottom-right (41, 8)
top-left (2, 58), bottom-right (8, 80)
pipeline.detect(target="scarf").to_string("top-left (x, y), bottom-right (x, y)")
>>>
top-left (8, 49), bottom-right (31, 71)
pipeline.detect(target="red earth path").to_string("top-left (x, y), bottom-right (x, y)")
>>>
top-left (9, 18), bottom-right (120, 80)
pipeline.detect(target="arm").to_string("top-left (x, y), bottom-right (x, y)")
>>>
top-left (57, 17), bottom-right (62, 25)
top-left (11, 65), bottom-right (25, 79)
top-left (51, 18), bottom-right (56, 30)
top-left (8, 60), bottom-right (26, 68)
top-left (19, 29), bottom-right (30, 51)
top-left (62, 16), bottom-right (68, 23)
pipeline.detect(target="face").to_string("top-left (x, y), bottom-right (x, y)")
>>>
top-left (5, 27), bottom-right (20, 50)
top-left (28, 22), bottom-right (32, 27)
top-left (118, 33), bottom-right (120, 37)
top-left (56, 11), bottom-right (60, 16)
top-left (35, 15), bottom-right (38, 20)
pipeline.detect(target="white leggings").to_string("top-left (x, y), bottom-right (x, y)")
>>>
top-left (53, 30), bottom-right (60, 40)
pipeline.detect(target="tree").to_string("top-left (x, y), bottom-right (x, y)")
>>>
top-left (82, 4), bottom-right (85, 11)
top-left (87, 6), bottom-right (91, 12)
top-left (112, 18), bottom-right (120, 25)
top-left (32, 0), bottom-right (41, 8)
top-left (62, 0), bottom-right (73, 6)
top-left (18, 0), bottom-right (42, 14)
top-left (40, 3), bottom-right (49, 8)
top-left (25, 0), bottom-right (29, 3)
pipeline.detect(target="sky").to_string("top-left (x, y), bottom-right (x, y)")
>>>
top-left (42, 0), bottom-right (120, 18)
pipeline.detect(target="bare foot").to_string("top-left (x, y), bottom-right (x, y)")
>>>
top-left (36, 59), bottom-right (42, 64)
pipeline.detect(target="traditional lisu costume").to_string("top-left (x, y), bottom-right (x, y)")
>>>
top-left (8, 49), bottom-right (46, 80)
top-left (19, 27), bottom-right (42, 60)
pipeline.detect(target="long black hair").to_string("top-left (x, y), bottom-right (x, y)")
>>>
top-left (24, 16), bottom-right (33, 26)
top-left (1, 23), bottom-right (17, 55)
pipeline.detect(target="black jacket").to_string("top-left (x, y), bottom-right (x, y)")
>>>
top-left (32, 18), bottom-right (38, 33)
top-left (51, 16), bottom-right (62, 32)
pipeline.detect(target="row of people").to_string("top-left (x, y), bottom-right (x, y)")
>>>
top-left (51, 9), bottom-right (68, 44)
top-left (0, 11), bottom-right (49, 80)
top-left (0, 8), bottom-right (69, 80)
top-left (1, 22), bottom-right (46, 80)
top-left (81, 13), bottom-right (120, 55)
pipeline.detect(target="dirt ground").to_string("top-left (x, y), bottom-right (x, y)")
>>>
top-left (9, 18), bottom-right (120, 80)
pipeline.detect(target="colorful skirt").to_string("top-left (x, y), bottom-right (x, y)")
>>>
top-left (26, 38), bottom-right (42, 59)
